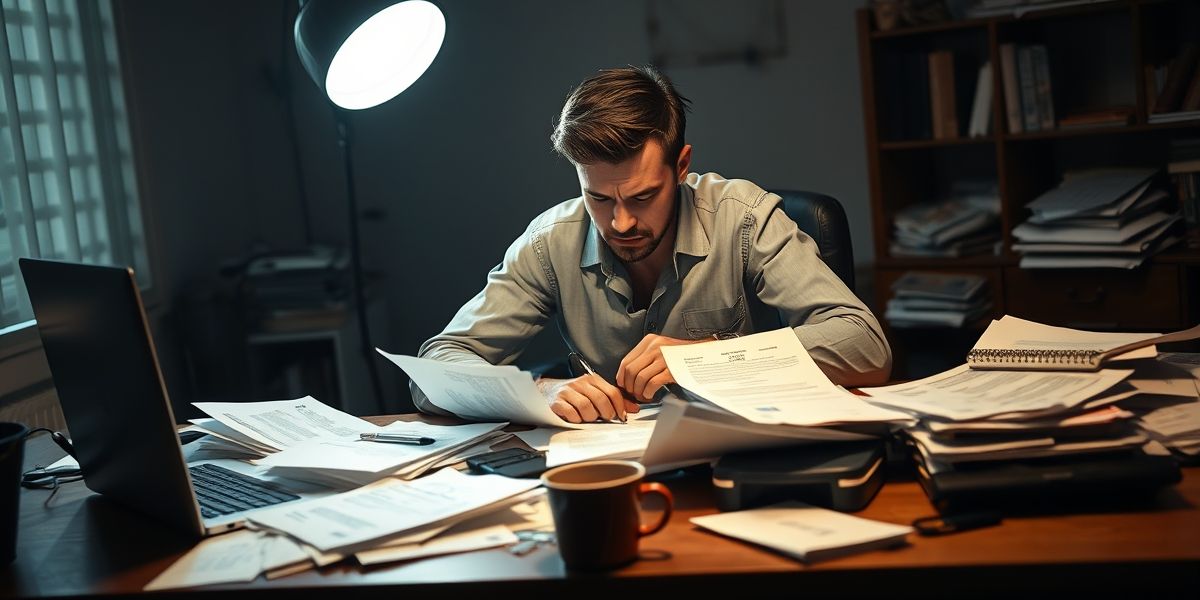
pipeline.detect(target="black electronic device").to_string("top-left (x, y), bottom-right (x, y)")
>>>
top-left (712, 440), bottom-right (887, 512)
top-left (912, 446), bottom-right (1182, 515)
top-left (466, 447), bottom-right (547, 479)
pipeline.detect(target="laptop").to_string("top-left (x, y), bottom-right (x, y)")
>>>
top-left (20, 258), bottom-right (311, 538)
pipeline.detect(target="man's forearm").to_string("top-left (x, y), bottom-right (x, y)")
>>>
top-left (791, 312), bottom-right (892, 387)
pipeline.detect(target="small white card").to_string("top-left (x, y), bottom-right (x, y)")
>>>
top-left (690, 502), bottom-right (913, 562)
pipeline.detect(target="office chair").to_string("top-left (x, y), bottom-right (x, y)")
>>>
top-left (773, 190), bottom-right (856, 291)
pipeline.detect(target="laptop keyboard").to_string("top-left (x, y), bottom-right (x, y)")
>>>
top-left (188, 463), bottom-right (300, 519)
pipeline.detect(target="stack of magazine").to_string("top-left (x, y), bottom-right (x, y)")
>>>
top-left (890, 181), bottom-right (1001, 258)
top-left (1012, 168), bottom-right (1183, 269)
top-left (885, 271), bottom-right (992, 328)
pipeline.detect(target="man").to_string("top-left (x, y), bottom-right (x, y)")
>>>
top-left (412, 66), bottom-right (891, 423)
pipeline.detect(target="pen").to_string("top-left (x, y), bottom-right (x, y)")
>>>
top-left (571, 353), bottom-right (626, 423)
top-left (359, 433), bottom-right (436, 445)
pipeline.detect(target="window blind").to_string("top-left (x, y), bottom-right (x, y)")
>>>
top-left (0, 0), bottom-right (148, 329)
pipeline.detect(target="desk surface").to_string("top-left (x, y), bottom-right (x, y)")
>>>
top-left (4, 416), bottom-right (1200, 597)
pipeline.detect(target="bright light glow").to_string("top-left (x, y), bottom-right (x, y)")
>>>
top-left (325, 0), bottom-right (445, 110)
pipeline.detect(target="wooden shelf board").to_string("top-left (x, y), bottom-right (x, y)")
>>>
top-left (879, 137), bottom-right (996, 150)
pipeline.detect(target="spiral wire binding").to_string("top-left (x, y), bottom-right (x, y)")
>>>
top-left (966, 348), bottom-right (1103, 367)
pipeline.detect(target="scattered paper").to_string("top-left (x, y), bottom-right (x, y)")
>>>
top-left (356, 525), bottom-right (517, 565)
top-left (246, 468), bottom-right (540, 552)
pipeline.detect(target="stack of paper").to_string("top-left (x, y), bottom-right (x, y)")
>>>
top-left (189, 396), bottom-right (510, 487)
top-left (861, 316), bottom-right (1200, 468)
top-left (1013, 168), bottom-right (1182, 269)
top-left (690, 502), bottom-right (912, 563)
top-left (889, 181), bottom-right (1001, 259)
top-left (885, 271), bottom-right (992, 328)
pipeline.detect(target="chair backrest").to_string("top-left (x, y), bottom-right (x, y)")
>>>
top-left (773, 190), bottom-right (856, 292)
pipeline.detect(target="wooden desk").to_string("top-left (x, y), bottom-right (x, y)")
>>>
top-left (4, 419), bottom-right (1199, 597)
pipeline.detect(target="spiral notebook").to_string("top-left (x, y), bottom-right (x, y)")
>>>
top-left (966, 315), bottom-right (1200, 371)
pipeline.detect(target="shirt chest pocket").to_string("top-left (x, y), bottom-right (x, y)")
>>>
top-left (681, 296), bottom-right (746, 339)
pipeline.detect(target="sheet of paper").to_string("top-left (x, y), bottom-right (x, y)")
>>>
top-left (640, 396), bottom-right (873, 471)
top-left (972, 315), bottom-right (1159, 361)
top-left (1139, 399), bottom-right (1200, 439)
top-left (144, 530), bottom-right (305, 591)
top-left (378, 351), bottom-right (579, 428)
top-left (246, 468), bottom-right (540, 552)
top-left (255, 422), bottom-right (506, 473)
top-left (859, 364), bottom-right (1133, 421)
top-left (193, 396), bottom-right (374, 452)
top-left (188, 418), bottom-right (276, 454)
top-left (690, 501), bottom-right (912, 562)
top-left (355, 525), bottom-right (517, 566)
top-left (546, 421), bottom-right (656, 467)
top-left (660, 328), bottom-right (915, 426)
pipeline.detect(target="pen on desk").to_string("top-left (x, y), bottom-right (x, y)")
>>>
top-left (359, 433), bottom-right (436, 445)
top-left (572, 353), bottom-right (626, 423)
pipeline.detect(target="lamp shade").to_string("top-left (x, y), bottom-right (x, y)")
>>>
top-left (294, 0), bottom-right (445, 110)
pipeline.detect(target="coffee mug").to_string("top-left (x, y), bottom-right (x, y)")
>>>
top-left (541, 459), bottom-right (673, 571)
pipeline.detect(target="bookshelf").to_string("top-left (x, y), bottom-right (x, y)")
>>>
top-left (855, 0), bottom-right (1200, 378)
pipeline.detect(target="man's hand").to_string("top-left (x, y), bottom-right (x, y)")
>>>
top-left (539, 375), bottom-right (641, 424)
top-left (617, 334), bottom-right (706, 401)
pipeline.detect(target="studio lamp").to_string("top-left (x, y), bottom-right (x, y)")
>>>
top-left (294, 0), bottom-right (445, 411)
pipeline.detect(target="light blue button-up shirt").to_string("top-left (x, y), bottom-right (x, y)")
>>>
top-left (411, 173), bottom-right (891, 415)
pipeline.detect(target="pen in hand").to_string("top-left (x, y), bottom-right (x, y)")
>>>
top-left (572, 353), bottom-right (626, 423)
top-left (359, 433), bottom-right (436, 445)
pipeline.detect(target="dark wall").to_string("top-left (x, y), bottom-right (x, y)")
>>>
top-left (116, 0), bottom-right (872, 415)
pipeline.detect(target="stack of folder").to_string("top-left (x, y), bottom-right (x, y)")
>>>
top-left (1012, 168), bottom-right (1183, 269)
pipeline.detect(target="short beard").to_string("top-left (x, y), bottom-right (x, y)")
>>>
top-left (608, 226), bottom-right (667, 263)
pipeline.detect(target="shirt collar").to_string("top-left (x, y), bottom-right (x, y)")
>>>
top-left (579, 181), bottom-right (712, 271)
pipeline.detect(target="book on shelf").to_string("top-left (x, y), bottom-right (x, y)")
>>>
top-left (1031, 44), bottom-right (1055, 130)
top-left (928, 50), bottom-right (958, 139)
top-left (967, 61), bottom-right (993, 138)
top-left (1182, 64), bottom-right (1200, 112)
top-left (999, 43), bottom-right (1022, 134)
top-left (1017, 45), bottom-right (1041, 132)
top-left (1152, 43), bottom-right (1199, 115)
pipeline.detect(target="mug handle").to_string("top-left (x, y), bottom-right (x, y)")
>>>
top-left (636, 482), bottom-right (674, 537)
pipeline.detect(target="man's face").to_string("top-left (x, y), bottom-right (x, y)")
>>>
top-left (576, 140), bottom-right (692, 264)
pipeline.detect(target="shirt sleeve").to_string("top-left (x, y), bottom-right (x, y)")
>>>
top-left (409, 225), bottom-right (558, 415)
top-left (746, 202), bottom-right (892, 386)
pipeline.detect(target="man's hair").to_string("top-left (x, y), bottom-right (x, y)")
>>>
top-left (551, 65), bottom-right (690, 166)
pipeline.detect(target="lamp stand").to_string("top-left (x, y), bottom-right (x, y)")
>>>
top-left (335, 111), bottom-right (386, 413)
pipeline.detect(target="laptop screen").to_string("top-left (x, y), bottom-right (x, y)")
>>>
top-left (20, 258), bottom-right (204, 536)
